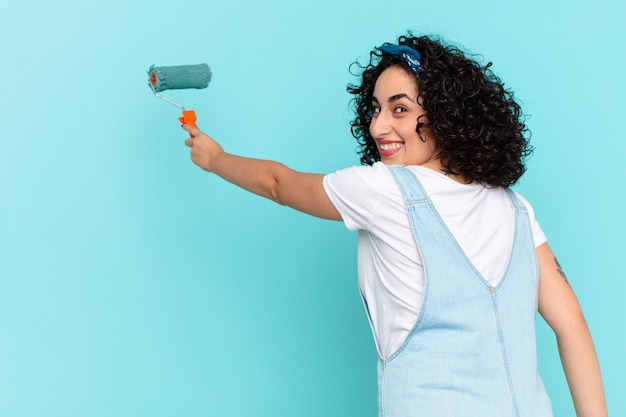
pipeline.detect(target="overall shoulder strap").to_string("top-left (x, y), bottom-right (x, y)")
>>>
top-left (506, 189), bottom-right (528, 213)
top-left (387, 165), bottom-right (430, 203)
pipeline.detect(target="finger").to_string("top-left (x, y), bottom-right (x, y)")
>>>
top-left (181, 123), bottom-right (201, 137)
top-left (184, 137), bottom-right (194, 147)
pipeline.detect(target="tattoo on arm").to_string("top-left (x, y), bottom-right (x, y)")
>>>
top-left (554, 257), bottom-right (571, 286)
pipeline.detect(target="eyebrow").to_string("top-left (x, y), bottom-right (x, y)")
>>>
top-left (372, 93), bottom-right (415, 104)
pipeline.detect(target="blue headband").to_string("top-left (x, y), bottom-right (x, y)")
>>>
top-left (375, 43), bottom-right (423, 75)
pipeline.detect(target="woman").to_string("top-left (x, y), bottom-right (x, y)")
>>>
top-left (182, 34), bottom-right (607, 417)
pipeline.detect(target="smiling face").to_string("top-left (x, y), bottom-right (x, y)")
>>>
top-left (369, 65), bottom-right (439, 167)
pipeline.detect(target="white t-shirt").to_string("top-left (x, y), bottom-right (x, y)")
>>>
top-left (323, 162), bottom-right (547, 360)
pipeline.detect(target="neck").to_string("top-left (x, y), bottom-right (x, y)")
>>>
top-left (421, 159), bottom-right (471, 184)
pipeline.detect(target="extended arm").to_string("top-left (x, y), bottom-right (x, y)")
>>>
top-left (182, 124), bottom-right (342, 221)
top-left (537, 242), bottom-right (607, 417)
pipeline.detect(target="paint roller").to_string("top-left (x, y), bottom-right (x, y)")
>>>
top-left (148, 63), bottom-right (212, 128)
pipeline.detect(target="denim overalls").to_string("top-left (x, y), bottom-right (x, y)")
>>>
top-left (379, 166), bottom-right (553, 417)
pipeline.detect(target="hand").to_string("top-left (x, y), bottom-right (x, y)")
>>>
top-left (182, 124), bottom-right (224, 172)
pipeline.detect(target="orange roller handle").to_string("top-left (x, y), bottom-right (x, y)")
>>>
top-left (179, 109), bottom-right (197, 127)
top-left (179, 110), bottom-right (197, 138)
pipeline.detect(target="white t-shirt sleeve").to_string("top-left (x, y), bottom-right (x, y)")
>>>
top-left (322, 165), bottom-right (384, 231)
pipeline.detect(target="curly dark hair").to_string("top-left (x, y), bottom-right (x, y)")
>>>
top-left (347, 33), bottom-right (532, 187)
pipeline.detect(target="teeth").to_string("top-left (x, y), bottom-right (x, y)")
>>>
top-left (380, 143), bottom-right (403, 151)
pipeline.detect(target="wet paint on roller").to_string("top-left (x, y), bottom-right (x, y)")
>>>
top-left (148, 63), bottom-right (212, 92)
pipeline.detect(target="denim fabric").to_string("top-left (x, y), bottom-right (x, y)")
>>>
top-left (380, 166), bottom-right (553, 417)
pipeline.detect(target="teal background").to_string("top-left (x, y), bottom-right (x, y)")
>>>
top-left (1, 0), bottom-right (623, 415)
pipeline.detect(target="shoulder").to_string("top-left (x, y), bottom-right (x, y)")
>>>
top-left (325, 161), bottom-right (391, 182)
top-left (510, 191), bottom-right (538, 218)
top-left (322, 163), bottom-right (403, 230)
top-left (323, 162), bottom-right (397, 196)
top-left (510, 190), bottom-right (548, 246)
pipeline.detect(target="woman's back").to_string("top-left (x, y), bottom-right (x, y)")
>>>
top-left (324, 162), bottom-right (546, 359)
